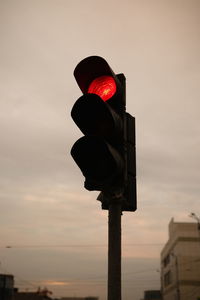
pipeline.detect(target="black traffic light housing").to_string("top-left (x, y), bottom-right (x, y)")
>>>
top-left (71, 56), bottom-right (136, 211)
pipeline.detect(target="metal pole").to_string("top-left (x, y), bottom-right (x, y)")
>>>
top-left (107, 203), bottom-right (122, 300)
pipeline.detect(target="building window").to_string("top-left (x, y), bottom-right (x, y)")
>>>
top-left (163, 254), bottom-right (170, 267)
top-left (164, 271), bottom-right (172, 287)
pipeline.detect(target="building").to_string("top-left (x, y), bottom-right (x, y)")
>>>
top-left (161, 218), bottom-right (200, 300)
top-left (143, 290), bottom-right (162, 300)
top-left (59, 298), bottom-right (98, 300)
top-left (0, 274), bottom-right (14, 300)
top-left (14, 292), bottom-right (51, 300)
top-left (14, 288), bottom-right (53, 300)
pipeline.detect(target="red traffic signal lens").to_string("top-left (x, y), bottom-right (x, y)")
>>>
top-left (88, 76), bottom-right (116, 102)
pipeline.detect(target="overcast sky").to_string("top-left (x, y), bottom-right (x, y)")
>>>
top-left (0, 0), bottom-right (200, 299)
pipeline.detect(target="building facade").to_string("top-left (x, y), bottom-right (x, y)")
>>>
top-left (143, 290), bottom-right (162, 300)
top-left (59, 298), bottom-right (98, 300)
top-left (0, 274), bottom-right (14, 300)
top-left (161, 218), bottom-right (200, 300)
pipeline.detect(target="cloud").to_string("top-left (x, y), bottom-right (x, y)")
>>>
top-left (41, 280), bottom-right (71, 286)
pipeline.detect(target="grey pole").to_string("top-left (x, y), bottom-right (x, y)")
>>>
top-left (107, 203), bottom-right (122, 300)
top-left (189, 212), bottom-right (200, 231)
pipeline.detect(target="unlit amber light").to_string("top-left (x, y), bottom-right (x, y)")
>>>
top-left (88, 76), bottom-right (116, 101)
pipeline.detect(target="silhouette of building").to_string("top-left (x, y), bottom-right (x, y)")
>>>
top-left (14, 292), bottom-right (52, 300)
top-left (59, 297), bottom-right (99, 300)
top-left (161, 218), bottom-right (200, 300)
top-left (0, 274), bottom-right (14, 300)
top-left (59, 298), bottom-right (98, 300)
top-left (14, 287), bottom-right (53, 300)
top-left (143, 290), bottom-right (162, 300)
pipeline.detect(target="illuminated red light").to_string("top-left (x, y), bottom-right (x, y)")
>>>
top-left (88, 76), bottom-right (116, 101)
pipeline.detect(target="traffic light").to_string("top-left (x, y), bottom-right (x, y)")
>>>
top-left (71, 56), bottom-right (136, 211)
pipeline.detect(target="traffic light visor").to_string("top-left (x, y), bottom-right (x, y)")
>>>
top-left (71, 94), bottom-right (123, 140)
top-left (74, 56), bottom-right (120, 96)
top-left (71, 136), bottom-right (124, 190)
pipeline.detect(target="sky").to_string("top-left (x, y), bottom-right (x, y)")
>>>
top-left (0, 0), bottom-right (200, 299)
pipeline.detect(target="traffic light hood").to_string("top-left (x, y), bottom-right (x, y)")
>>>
top-left (71, 136), bottom-right (124, 191)
top-left (71, 93), bottom-right (123, 143)
top-left (74, 56), bottom-right (121, 96)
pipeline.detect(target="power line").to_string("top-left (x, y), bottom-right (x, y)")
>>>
top-left (0, 262), bottom-right (160, 290)
top-left (0, 243), bottom-right (164, 249)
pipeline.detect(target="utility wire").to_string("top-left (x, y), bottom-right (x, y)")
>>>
top-left (0, 243), bottom-right (164, 249)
